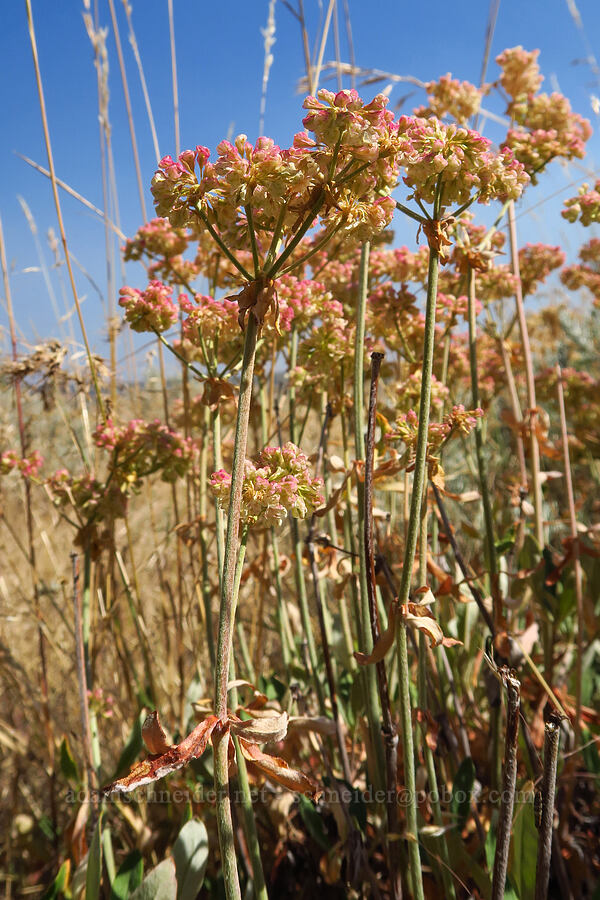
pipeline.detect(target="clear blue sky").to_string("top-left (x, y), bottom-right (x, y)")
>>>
top-left (1, 0), bottom-right (599, 358)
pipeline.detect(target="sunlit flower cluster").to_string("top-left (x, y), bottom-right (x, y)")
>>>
top-left (396, 116), bottom-right (529, 208)
top-left (415, 74), bottom-right (483, 124)
top-left (518, 243), bottom-right (565, 296)
top-left (179, 293), bottom-right (241, 348)
top-left (562, 179), bottom-right (600, 227)
top-left (496, 46), bottom-right (543, 103)
top-left (119, 280), bottom-right (179, 333)
top-left (502, 94), bottom-right (592, 181)
top-left (94, 418), bottom-right (198, 484)
top-left (560, 237), bottom-right (600, 305)
top-left (210, 442), bottom-right (324, 527)
top-left (0, 449), bottom-right (44, 478)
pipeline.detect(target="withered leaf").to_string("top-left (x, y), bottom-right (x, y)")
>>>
top-left (230, 710), bottom-right (289, 744)
top-left (142, 711), bottom-right (172, 755)
top-left (103, 715), bottom-right (219, 794)
top-left (354, 599), bottom-right (399, 665)
top-left (238, 739), bottom-right (318, 796)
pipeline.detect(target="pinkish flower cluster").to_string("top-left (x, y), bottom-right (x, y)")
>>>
top-left (276, 275), bottom-right (343, 333)
top-left (561, 237), bottom-right (600, 305)
top-left (437, 292), bottom-right (479, 325)
top-left (518, 243), bottom-right (565, 296)
top-left (210, 442), bottom-right (324, 528)
top-left (0, 449), bottom-right (44, 478)
top-left (562, 179), bottom-right (600, 227)
top-left (119, 281), bottom-right (179, 333)
top-left (179, 293), bottom-right (241, 349)
top-left (496, 47), bottom-right (543, 102)
top-left (396, 116), bottom-right (529, 209)
top-left (388, 405), bottom-right (483, 451)
top-left (94, 418), bottom-right (198, 485)
top-left (151, 90), bottom-right (404, 264)
top-left (123, 217), bottom-right (190, 262)
top-left (502, 94), bottom-right (592, 181)
top-left (151, 146), bottom-right (211, 228)
top-left (415, 74), bottom-right (484, 125)
top-left (394, 371), bottom-right (450, 412)
top-left (301, 89), bottom-right (397, 164)
top-left (289, 302), bottom-right (351, 400)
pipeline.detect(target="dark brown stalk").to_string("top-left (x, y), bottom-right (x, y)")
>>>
top-left (535, 715), bottom-right (561, 900)
top-left (431, 483), bottom-right (495, 635)
top-left (491, 670), bottom-right (521, 900)
top-left (365, 353), bottom-right (401, 898)
top-left (521, 719), bottom-right (573, 900)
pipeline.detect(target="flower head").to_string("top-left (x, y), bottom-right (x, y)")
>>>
top-left (119, 281), bottom-right (179, 333)
top-left (210, 442), bottom-right (324, 528)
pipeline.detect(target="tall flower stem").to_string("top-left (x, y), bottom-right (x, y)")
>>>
top-left (467, 267), bottom-right (499, 617)
top-left (213, 316), bottom-right (259, 900)
top-left (394, 240), bottom-right (441, 900)
top-left (365, 352), bottom-right (402, 899)
top-left (353, 242), bottom-right (386, 791)
top-left (507, 202), bottom-right (544, 547)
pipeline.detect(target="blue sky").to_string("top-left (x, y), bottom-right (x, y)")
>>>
top-left (1, 0), bottom-right (599, 360)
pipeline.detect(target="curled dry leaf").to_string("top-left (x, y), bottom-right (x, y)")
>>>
top-left (354, 599), bottom-right (399, 665)
top-left (200, 377), bottom-right (236, 411)
top-left (401, 602), bottom-right (463, 649)
top-left (238, 739), bottom-right (318, 796)
top-left (229, 277), bottom-right (279, 331)
top-left (103, 715), bottom-right (219, 794)
top-left (142, 711), bottom-right (172, 755)
top-left (230, 710), bottom-right (289, 744)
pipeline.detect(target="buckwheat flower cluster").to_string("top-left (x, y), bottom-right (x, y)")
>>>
top-left (373, 245), bottom-right (430, 287)
top-left (152, 89), bottom-right (404, 264)
top-left (210, 442), bottom-right (324, 528)
top-left (0, 449), bottom-right (44, 478)
top-left (47, 469), bottom-right (129, 556)
top-left (94, 418), bottom-right (198, 485)
top-left (123, 217), bottom-right (190, 263)
top-left (151, 146), bottom-right (211, 228)
top-left (415, 74), bottom-right (484, 125)
top-left (119, 281), bottom-right (179, 333)
top-left (496, 46), bottom-right (543, 103)
top-left (276, 275), bottom-right (342, 333)
top-left (301, 89), bottom-right (397, 165)
top-left (502, 93), bottom-right (592, 181)
top-left (388, 405), bottom-right (483, 452)
top-left (396, 116), bottom-right (529, 209)
top-left (561, 237), bottom-right (600, 305)
top-left (518, 243), bottom-right (565, 296)
top-left (179, 293), bottom-right (241, 349)
top-left (476, 265), bottom-right (520, 301)
top-left (562, 179), bottom-right (600, 227)
top-left (394, 371), bottom-right (450, 412)
top-left (437, 292), bottom-right (479, 326)
top-left (289, 304), bottom-right (351, 400)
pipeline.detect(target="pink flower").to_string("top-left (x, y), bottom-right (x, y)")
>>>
top-left (119, 280), bottom-right (179, 333)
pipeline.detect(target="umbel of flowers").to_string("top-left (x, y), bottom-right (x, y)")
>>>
top-left (210, 442), bottom-right (324, 529)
